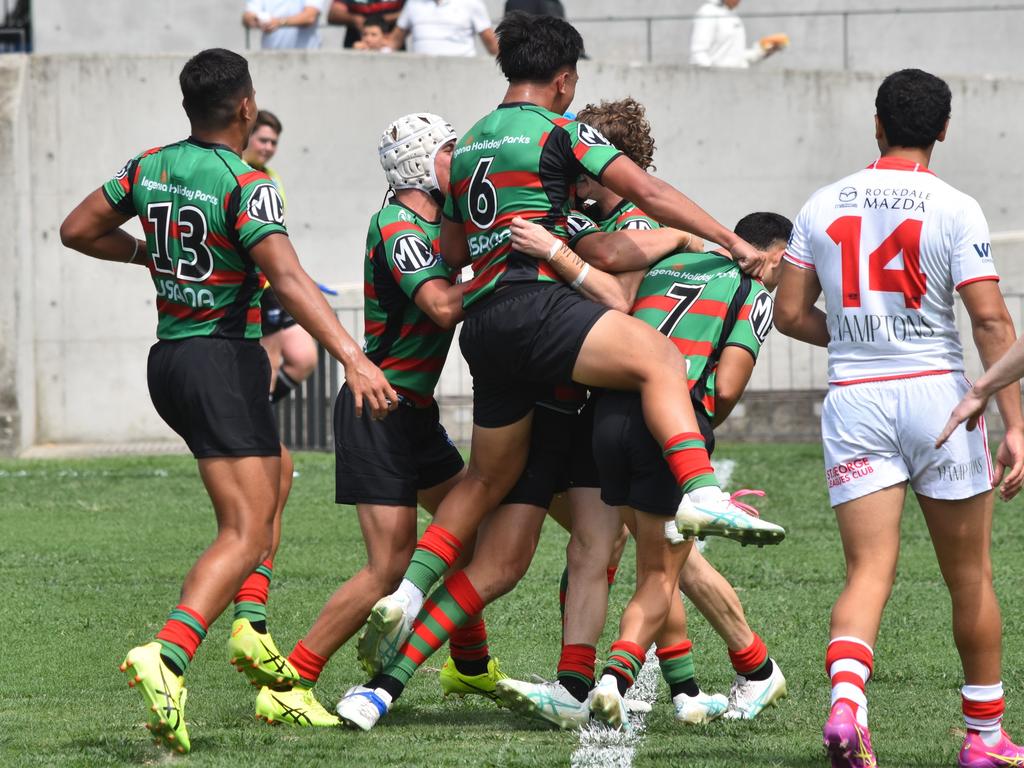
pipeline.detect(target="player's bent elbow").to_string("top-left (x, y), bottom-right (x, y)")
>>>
top-left (59, 217), bottom-right (88, 251)
top-left (771, 306), bottom-right (800, 337)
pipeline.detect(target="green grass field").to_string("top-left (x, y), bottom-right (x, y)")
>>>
top-left (2, 443), bottom-right (1023, 768)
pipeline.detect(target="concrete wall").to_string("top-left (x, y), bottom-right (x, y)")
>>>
top-left (0, 56), bottom-right (33, 453)
top-left (6, 51), bottom-right (1024, 448)
top-left (32, 0), bottom-right (1024, 78)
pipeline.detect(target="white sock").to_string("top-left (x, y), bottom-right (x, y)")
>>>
top-left (687, 486), bottom-right (723, 506)
top-left (394, 579), bottom-right (424, 617)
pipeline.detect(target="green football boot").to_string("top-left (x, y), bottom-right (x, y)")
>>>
top-left (255, 685), bottom-right (340, 727)
top-left (120, 642), bottom-right (191, 754)
top-left (228, 618), bottom-right (300, 689)
top-left (439, 656), bottom-right (508, 702)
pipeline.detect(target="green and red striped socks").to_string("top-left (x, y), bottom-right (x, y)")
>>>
top-left (233, 558), bottom-right (273, 631)
top-left (558, 643), bottom-right (596, 702)
top-left (602, 640), bottom-right (646, 696)
top-left (657, 640), bottom-right (699, 698)
top-left (389, 571), bottom-right (484, 686)
top-left (449, 616), bottom-right (490, 676)
top-left (663, 432), bottom-right (718, 494)
top-left (155, 604), bottom-right (208, 676)
top-left (404, 524), bottom-right (463, 596)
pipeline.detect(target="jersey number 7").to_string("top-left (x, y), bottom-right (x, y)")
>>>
top-left (657, 282), bottom-right (705, 336)
top-left (827, 215), bottom-right (926, 309)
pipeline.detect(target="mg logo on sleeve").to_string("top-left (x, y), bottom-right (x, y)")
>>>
top-left (392, 234), bottom-right (437, 273)
top-left (578, 123), bottom-right (611, 147)
top-left (247, 184), bottom-right (285, 225)
top-left (623, 218), bottom-right (653, 231)
top-left (750, 292), bottom-right (775, 343)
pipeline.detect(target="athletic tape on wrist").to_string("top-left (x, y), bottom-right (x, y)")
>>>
top-left (570, 262), bottom-right (590, 290)
top-left (127, 239), bottom-right (141, 264)
top-left (546, 240), bottom-right (560, 261)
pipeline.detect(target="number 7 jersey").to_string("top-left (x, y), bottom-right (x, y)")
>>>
top-left (784, 156), bottom-right (998, 384)
top-left (102, 137), bottom-right (288, 340)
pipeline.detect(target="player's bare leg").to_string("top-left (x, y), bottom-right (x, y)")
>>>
top-left (824, 483), bottom-right (905, 765)
top-left (463, 503), bottom-right (548, 603)
top-left (591, 508), bottom-right (693, 729)
top-left (680, 549), bottom-right (753, 650)
top-left (563, 488), bottom-right (623, 645)
top-left (572, 312), bottom-right (697, 445)
top-left (182, 456), bottom-right (282, 618)
top-left (260, 331), bottom-right (284, 390)
top-left (228, 445), bottom-right (296, 687)
top-left (278, 324), bottom-right (318, 383)
top-left (919, 491), bottom-right (1024, 763)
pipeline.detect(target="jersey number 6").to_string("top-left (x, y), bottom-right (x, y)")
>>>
top-left (468, 157), bottom-right (497, 229)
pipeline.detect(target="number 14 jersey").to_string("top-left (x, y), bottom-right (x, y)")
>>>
top-left (784, 156), bottom-right (998, 385)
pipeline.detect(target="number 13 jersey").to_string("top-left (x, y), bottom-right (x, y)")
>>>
top-left (784, 156), bottom-right (998, 385)
top-left (103, 137), bottom-right (288, 341)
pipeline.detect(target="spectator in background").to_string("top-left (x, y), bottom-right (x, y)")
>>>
top-left (243, 0), bottom-right (325, 49)
top-left (354, 15), bottom-right (395, 51)
top-left (329, 1), bottom-right (406, 48)
top-left (503, 0), bottom-right (564, 18)
top-left (689, 0), bottom-right (788, 69)
top-left (391, 0), bottom-right (498, 57)
top-left (242, 110), bottom-right (320, 402)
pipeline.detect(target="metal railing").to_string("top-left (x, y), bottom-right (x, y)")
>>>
top-left (571, 4), bottom-right (1024, 68)
top-left (275, 291), bottom-right (1024, 450)
top-left (0, 0), bottom-right (29, 53)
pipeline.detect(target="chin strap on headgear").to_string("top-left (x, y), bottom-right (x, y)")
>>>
top-left (379, 112), bottom-right (457, 194)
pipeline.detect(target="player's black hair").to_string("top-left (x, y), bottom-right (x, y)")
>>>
top-left (734, 212), bottom-right (792, 250)
top-left (875, 69), bottom-right (951, 149)
top-left (496, 11), bottom-right (584, 82)
top-left (180, 48), bottom-right (253, 130)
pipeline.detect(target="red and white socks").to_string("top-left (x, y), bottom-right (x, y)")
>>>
top-left (963, 683), bottom-right (1005, 747)
top-left (826, 636), bottom-right (873, 727)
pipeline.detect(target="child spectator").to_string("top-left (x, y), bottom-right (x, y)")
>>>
top-left (354, 15), bottom-right (394, 51)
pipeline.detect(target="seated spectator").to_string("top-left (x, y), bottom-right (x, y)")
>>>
top-left (329, 1), bottom-right (406, 48)
top-left (391, 0), bottom-right (498, 57)
top-left (689, 0), bottom-right (788, 69)
top-left (354, 15), bottom-right (395, 51)
top-left (503, 0), bottom-right (564, 19)
top-left (243, 0), bottom-right (325, 49)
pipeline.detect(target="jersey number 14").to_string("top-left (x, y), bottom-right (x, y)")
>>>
top-left (827, 215), bottom-right (926, 309)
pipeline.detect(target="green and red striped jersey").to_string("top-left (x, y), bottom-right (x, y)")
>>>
top-left (363, 202), bottom-right (457, 405)
top-left (595, 199), bottom-right (659, 232)
top-left (631, 252), bottom-right (774, 420)
top-left (444, 103), bottom-right (622, 307)
top-left (102, 138), bottom-right (287, 340)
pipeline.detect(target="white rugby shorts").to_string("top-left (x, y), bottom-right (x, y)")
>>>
top-left (821, 372), bottom-right (993, 506)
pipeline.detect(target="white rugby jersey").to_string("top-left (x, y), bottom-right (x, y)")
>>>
top-left (784, 157), bottom-right (998, 385)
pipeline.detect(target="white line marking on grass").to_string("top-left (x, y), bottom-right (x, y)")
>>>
top-left (569, 458), bottom-right (735, 767)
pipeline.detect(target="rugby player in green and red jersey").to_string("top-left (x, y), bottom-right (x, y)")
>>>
top-left (500, 209), bottom-right (790, 728)
top-left (59, 48), bottom-right (396, 753)
top-left (250, 112), bottom-right (477, 727)
top-left (336, 12), bottom-right (780, 730)
top-left (520, 98), bottom-right (789, 727)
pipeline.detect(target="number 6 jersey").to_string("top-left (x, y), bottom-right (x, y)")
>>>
top-left (102, 137), bottom-right (288, 341)
top-left (784, 156), bottom-right (998, 385)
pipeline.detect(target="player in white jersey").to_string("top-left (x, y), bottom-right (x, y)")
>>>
top-left (776, 69), bottom-right (1024, 768)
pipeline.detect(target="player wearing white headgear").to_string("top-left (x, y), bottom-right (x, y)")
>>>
top-left (251, 112), bottom-right (471, 728)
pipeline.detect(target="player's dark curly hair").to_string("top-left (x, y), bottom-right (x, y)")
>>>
top-left (496, 11), bottom-right (584, 83)
top-left (180, 48), bottom-right (253, 130)
top-left (875, 69), bottom-right (951, 149)
top-left (734, 212), bottom-right (792, 250)
top-left (576, 98), bottom-right (656, 171)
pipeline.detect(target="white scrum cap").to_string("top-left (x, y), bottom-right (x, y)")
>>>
top-left (378, 112), bottom-right (457, 193)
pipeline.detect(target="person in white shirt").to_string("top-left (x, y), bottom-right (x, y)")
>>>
top-left (391, 0), bottom-right (498, 57)
top-left (689, 0), bottom-right (786, 69)
top-left (243, 0), bottom-right (324, 50)
top-left (775, 69), bottom-right (1024, 768)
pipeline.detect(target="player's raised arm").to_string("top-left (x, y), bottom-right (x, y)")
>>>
top-left (576, 226), bottom-right (698, 273)
top-left (598, 155), bottom-right (764, 277)
top-left (249, 233), bottom-right (397, 419)
top-left (60, 189), bottom-right (148, 268)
